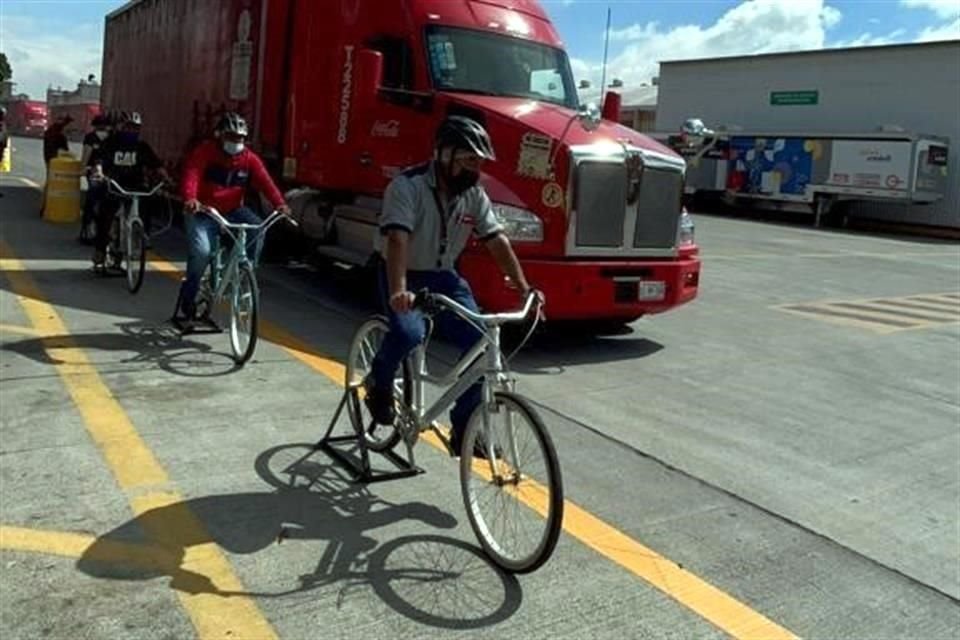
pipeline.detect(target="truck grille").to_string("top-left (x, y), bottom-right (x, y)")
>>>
top-left (633, 168), bottom-right (683, 249)
top-left (574, 162), bottom-right (627, 247)
top-left (571, 154), bottom-right (683, 256)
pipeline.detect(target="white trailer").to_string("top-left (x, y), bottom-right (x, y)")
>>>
top-left (657, 124), bottom-right (950, 226)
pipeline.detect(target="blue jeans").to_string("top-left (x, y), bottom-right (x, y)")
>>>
top-left (370, 265), bottom-right (484, 446)
top-left (180, 207), bottom-right (264, 314)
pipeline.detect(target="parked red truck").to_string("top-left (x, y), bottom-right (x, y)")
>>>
top-left (3, 100), bottom-right (48, 138)
top-left (102, 0), bottom-right (700, 322)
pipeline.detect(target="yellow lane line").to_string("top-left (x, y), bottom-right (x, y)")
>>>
top-left (0, 242), bottom-right (278, 640)
top-left (150, 252), bottom-right (798, 640)
top-left (0, 323), bottom-right (40, 336)
top-left (0, 525), bottom-right (176, 570)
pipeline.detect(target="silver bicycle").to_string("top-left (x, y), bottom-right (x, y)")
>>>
top-left (343, 289), bottom-right (563, 573)
top-left (103, 178), bottom-right (165, 293)
top-left (175, 205), bottom-right (295, 365)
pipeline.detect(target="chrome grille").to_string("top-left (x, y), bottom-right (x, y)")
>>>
top-left (574, 161), bottom-right (626, 247)
top-left (569, 147), bottom-right (685, 257)
top-left (633, 168), bottom-right (683, 249)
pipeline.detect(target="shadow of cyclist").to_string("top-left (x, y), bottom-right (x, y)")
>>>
top-left (76, 444), bottom-right (522, 628)
top-left (1, 320), bottom-right (240, 377)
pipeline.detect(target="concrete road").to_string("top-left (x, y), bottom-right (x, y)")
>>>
top-left (1, 136), bottom-right (959, 639)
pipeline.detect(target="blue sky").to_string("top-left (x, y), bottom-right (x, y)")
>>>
top-left (1, 0), bottom-right (958, 100)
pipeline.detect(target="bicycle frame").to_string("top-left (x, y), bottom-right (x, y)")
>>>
top-left (206, 226), bottom-right (251, 305)
top-left (405, 292), bottom-right (538, 429)
top-left (199, 206), bottom-right (294, 303)
top-left (106, 179), bottom-right (164, 249)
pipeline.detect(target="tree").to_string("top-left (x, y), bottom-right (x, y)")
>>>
top-left (0, 52), bottom-right (11, 83)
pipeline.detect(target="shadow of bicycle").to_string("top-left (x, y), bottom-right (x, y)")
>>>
top-left (75, 443), bottom-right (522, 629)
top-left (2, 320), bottom-right (240, 377)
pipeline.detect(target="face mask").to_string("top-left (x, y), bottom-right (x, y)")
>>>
top-left (119, 131), bottom-right (139, 144)
top-left (95, 130), bottom-right (109, 141)
top-left (447, 169), bottom-right (479, 195)
top-left (223, 141), bottom-right (244, 156)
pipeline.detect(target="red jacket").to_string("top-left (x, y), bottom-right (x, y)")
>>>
top-left (181, 140), bottom-right (284, 214)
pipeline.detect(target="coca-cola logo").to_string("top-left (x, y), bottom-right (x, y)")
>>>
top-left (371, 120), bottom-right (399, 138)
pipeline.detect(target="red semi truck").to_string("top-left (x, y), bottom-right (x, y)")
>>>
top-left (3, 100), bottom-right (48, 138)
top-left (102, 0), bottom-right (700, 322)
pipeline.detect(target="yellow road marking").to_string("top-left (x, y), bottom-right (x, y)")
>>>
top-left (775, 291), bottom-right (960, 334)
top-left (0, 176), bottom-right (43, 189)
top-left (0, 525), bottom-right (176, 570)
top-left (149, 252), bottom-right (798, 639)
top-left (0, 242), bottom-right (279, 640)
top-left (706, 250), bottom-right (960, 260)
top-left (0, 323), bottom-right (39, 336)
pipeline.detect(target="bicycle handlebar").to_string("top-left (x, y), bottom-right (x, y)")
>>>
top-left (414, 288), bottom-right (542, 326)
top-left (198, 205), bottom-right (298, 231)
top-left (106, 178), bottom-right (166, 199)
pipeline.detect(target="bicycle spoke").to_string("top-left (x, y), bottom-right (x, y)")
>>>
top-left (462, 392), bottom-right (560, 572)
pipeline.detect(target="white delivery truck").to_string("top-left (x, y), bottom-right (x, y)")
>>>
top-left (658, 120), bottom-right (950, 226)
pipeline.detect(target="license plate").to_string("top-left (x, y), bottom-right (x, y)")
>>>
top-left (638, 281), bottom-right (666, 301)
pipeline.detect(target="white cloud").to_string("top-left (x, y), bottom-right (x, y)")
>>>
top-left (822, 5), bottom-right (843, 29)
top-left (576, 0), bottom-right (845, 101)
top-left (832, 29), bottom-right (908, 48)
top-left (901, 0), bottom-right (960, 20)
top-left (916, 17), bottom-right (960, 40)
top-left (0, 15), bottom-right (104, 100)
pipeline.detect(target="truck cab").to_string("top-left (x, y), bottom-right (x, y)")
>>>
top-left (265, 0), bottom-right (699, 321)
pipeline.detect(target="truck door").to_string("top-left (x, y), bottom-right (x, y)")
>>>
top-left (356, 34), bottom-right (436, 194)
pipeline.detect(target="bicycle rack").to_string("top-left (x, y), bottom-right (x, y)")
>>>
top-left (170, 277), bottom-right (223, 335)
top-left (315, 384), bottom-right (423, 484)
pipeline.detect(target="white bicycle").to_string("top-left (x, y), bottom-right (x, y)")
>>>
top-left (342, 289), bottom-right (563, 573)
top-left (174, 205), bottom-right (296, 365)
top-left (102, 178), bottom-right (165, 293)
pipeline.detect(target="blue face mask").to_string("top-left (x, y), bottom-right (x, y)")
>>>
top-left (119, 131), bottom-right (139, 145)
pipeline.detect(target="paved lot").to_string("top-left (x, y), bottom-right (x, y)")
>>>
top-left (1, 136), bottom-right (959, 639)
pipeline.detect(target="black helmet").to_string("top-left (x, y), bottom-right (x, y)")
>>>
top-left (216, 112), bottom-right (249, 137)
top-left (435, 115), bottom-right (496, 160)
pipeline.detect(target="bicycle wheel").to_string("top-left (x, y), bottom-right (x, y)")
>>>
top-left (229, 263), bottom-right (259, 365)
top-left (125, 218), bottom-right (147, 293)
top-left (345, 316), bottom-right (411, 452)
top-left (460, 391), bottom-right (563, 573)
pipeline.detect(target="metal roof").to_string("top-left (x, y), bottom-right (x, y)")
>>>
top-left (106, 0), bottom-right (143, 21)
top-left (619, 85), bottom-right (658, 110)
top-left (661, 39), bottom-right (960, 66)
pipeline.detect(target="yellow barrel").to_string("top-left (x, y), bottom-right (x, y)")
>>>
top-left (43, 152), bottom-right (84, 224)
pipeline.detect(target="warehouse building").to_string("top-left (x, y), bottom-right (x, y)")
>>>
top-left (653, 40), bottom-right (960, 229)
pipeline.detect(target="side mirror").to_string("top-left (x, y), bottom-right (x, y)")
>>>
top-left (577, 102), bottom-right (601, 132)
top-left (355, 48), bottom-right (384, 113)
top-left (680, 117), bottom-right (714, 148)
top-left (601, 90), bottom-right (621, 123)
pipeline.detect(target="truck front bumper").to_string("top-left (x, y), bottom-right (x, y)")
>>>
top-left (459, 252), bottom-right (701, 321)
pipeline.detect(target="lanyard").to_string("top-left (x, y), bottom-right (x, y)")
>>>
top-left (430, 187), bottom-right (450, 268)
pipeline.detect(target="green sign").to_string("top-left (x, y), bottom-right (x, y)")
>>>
top-left (770, 90), bottom-right (819, 106)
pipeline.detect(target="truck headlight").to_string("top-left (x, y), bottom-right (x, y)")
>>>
top-left (678, 210), bottom-right (695, 246)
top-left (493, 204), bottom-right (544, 242)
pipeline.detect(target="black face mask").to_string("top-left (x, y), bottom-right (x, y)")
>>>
top-left (442, 151), bottom-right (479, 196)
top-left (447, 169), bottom-right (479, 195)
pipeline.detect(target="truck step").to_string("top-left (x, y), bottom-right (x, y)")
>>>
top-left (312, 244), bottom-right (370, 268)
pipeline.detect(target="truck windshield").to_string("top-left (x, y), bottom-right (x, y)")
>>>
top-left (426, 26), bottom-right (579, 110)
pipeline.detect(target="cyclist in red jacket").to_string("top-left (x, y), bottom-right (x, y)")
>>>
top-left (178, 112), bottom-right (290, 319)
